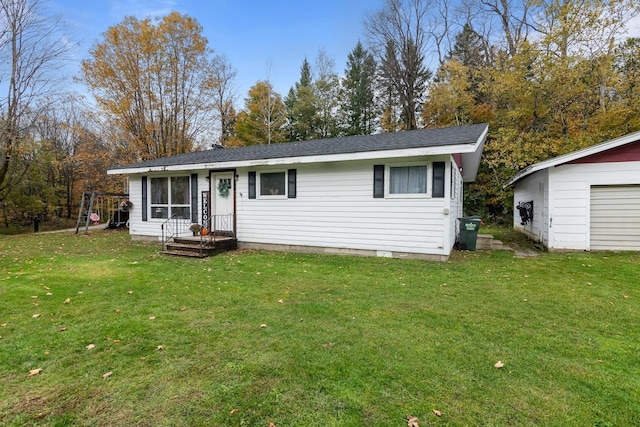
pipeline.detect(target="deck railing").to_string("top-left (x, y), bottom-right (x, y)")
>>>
top-left (209, 214), bottom-right (235, 237)
top-left (161, 214), bottom-right (195, 250)
top-left (161, 213), bottom-right (235, 253)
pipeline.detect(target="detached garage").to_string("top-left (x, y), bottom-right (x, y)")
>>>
top-left (505, 130), bottom-right (640, 251)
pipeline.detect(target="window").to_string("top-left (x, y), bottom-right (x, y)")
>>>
top-left (373, 165), bottom-right (385, 198)
top-left (432, 162), bottom-right (445, 198)
top-left (260, 172), bottom-right (286, 196)
top-left (389, 165), bottom-right (427, 194)
top-left (150, 176), bottom-right (191, 219)
top-left (248, 172), bottom-right (256, 199)
top-left (287, 169), bottom-right (297, 198)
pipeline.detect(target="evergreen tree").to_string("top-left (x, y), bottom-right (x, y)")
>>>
top-left (451, 23), bottom-right (492, 105)
top-left (449, 23), bottom-right (491, 68)
top-left (339, 41), bottom-right (377, 136)
top-left (285, 59), bottom-right (318, 141)
top-left (366, 0), bottom-right (432, 130)
top-left (379, 38), bottom-right (431, 130)
top-left (231, 81), bottom-right (286, 146)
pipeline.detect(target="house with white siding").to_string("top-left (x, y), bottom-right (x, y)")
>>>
top-left (504, 130), bottom-right (640, 251)
top-left (107, 123), bottom-right (488, 261)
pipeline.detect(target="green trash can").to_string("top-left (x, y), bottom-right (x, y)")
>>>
top-left (458, 216), bottom-right (482, 251)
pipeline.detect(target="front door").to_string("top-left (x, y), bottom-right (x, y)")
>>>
top-left (211, 172), bottom-right (234, 233)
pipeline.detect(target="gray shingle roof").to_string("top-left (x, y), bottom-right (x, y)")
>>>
top-left (109, 123), bottom-right (488, 170)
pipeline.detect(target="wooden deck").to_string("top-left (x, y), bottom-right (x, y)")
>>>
top-left (161, 235), bottom-right (237, 258)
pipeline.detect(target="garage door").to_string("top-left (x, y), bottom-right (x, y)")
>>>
top-left (590, 185), bottom-right (640, 250)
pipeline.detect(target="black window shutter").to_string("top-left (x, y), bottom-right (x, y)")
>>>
top-left (141, 176), bottom-right (148, 221)
top-left (287, 169), bottom-right (297, 198)
top-left (432, 162), bottom-right (445, 198)
top-left (373, 165), bottom-right (384, 198)
top-left (190, 173), bottom-right (198, 223)
top-left (248, 171), bottom-right (256, 199)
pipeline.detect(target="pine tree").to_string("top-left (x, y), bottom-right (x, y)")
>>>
top-left (340, 42), bottom-right (377, 136)
top-left (285, 59), bottom-right (318, 141)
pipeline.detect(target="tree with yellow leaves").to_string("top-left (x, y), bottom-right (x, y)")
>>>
top-left (81, 12), bottom-right (231, 162)
top-left (230, 81), bottom-right (287, 146)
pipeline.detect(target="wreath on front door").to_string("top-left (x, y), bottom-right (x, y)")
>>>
top-left (217, 179), bottom-right (231, 198)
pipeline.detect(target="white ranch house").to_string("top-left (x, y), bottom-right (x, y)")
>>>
top-left (505, 130), bottom-right (640, 251)
top-left (108, 124), bottom-right (488, 261)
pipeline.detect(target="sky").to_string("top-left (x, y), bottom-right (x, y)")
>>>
top-left (50, 0), bottom-right (384, 103)
top-left (46, 0), bottom-right (640, 107)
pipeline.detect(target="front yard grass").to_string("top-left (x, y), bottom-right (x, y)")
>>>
top-left (0, 231), bottom-right (638, 426)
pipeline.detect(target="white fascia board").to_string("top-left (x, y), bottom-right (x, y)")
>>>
top-left (108, 166), bottom-right (170, 175)
top-left (108, 143), bottom-right (480, 175)
top-left (504, 129), bottom-right (640, 188)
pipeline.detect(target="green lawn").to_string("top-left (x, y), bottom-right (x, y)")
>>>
top-left (1, 230), bottom-right (638, 426)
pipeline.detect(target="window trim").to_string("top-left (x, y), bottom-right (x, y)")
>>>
top-left (385, 162), bottom-right (431, 199)
top-left (258, 170), bottom-right (288, 199)
top-left (148, 175), bottom-right (192, 220)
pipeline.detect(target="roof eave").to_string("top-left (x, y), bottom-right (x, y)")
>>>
top-left (108, 141), bottom-right (484, 175)
top-left (503, 129), bottom-right (640, 188)
top-left (460, 124), bottom-right (489, 182)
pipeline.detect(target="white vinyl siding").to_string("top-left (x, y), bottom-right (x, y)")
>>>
top-left (236, 157), bottom-right (454, 257)
top-left (513, 169), bottom-right (549, 245)
top-left (448, 162), bottom-right (464, 248)
top-left (124, 157), bottom-right (462, 257)
top-left (590, 185), bottom-right (640, 251)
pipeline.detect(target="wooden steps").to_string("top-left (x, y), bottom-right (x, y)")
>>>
top-left (161, 236), bottom-right (237, 258)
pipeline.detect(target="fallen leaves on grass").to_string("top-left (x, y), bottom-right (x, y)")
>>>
top-left (229, 408), bottom-right (239, 415)
top-left (28, 368), bottom-right (43, 377)
top-left (156, 345), bottom-right (164, 351)
top-left (86, 344), bottom-right (95, 350)
top-left (180, 306), bottom-right (187, 311)
top-left (406, 415), bottom-right (420, 427)
top-left (102, 371), bottom-right (113, 379)
top-left (623, 294), bottom-right (629, 299)
top-left (127, 291), bottom-right (133, 295)
top-left (260, 324), bottom-right (267, 328)
top-left (269, 423), bottom-right (276, 427)
top-left (64, 298), bottom-right (71, 304)
top-left (32, 314), bottom-right (41, 318)
top-left (433, 409), bottom-right (443, 417)
top-left (149, 316), bottom-right (156, 320)
top-left (494, 360), bottom-right (504, 368)
top-left (278, 299), bottom-right (284, 304)
top-left (59, 327), bottom-right (67, 332)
